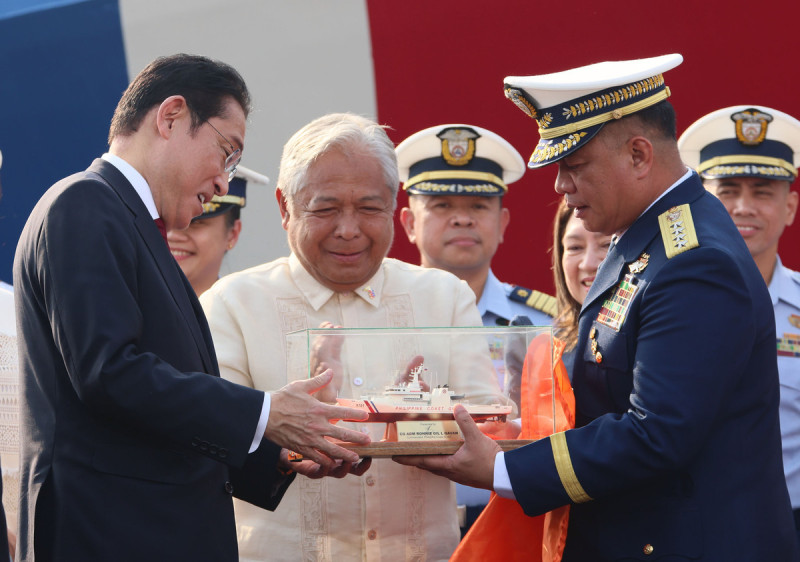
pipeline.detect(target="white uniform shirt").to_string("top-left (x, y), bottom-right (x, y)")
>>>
top-left (771, 256), bottom-right (800, 509)
top-left (478, 269), bottom-right (552, 327)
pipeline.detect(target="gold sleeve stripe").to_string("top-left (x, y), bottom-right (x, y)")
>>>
top-left (550, 432), bottom-right (592, 503)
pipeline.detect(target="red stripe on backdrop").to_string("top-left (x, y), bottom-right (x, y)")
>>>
top-left (367, 0), bottom-right (800, 294)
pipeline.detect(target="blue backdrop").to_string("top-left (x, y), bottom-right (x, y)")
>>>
top-left (0, 0), bottom-right (128, 283)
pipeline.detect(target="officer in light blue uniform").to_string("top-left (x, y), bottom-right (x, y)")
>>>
top-left (679, 105), bottom-right (800, 547)
top-left (480, 270), bottom-right (554, 327)
top-left (397, 124), bottom-right (556, 532)
top-left (397, 124), bottom-right (556, 328)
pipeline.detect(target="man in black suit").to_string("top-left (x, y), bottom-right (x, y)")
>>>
top-left (13, 54), bottom-right (369, 562)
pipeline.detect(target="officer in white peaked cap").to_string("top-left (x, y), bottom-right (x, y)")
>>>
top-left (398, 124), bottom-right (556, 328)
top-left (680, 105), bottom-right (800, 549)
top-left (395, 55), bottom-right (798, 561)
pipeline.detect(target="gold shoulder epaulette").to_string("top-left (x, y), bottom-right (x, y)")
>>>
top-left (658, 204), bottom-right (699, 259)
top-left (509, 286), bottom-right (558, 317)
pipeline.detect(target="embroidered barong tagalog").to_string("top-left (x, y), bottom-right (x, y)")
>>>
top-left (597, 274), bottom-right (639, 332)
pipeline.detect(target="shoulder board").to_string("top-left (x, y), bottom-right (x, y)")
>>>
top-left (508, 286), bottom-right (558, 317)
top-left (658, 204), bottom-right (699, 259)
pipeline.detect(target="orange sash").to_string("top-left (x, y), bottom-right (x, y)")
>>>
top-left (450, 335), bottom-right (575, 561)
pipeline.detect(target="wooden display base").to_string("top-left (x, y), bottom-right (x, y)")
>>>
top-left (341, 439), bottom-right (535, 458)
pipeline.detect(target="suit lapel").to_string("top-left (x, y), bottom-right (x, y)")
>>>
top-left (87, 159), bottom-right (216, 374)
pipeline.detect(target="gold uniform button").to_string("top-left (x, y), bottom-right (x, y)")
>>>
top-left (589, 327), bottom-right (596, 339)
top-left (595, 352), bottom-right (603, 364)
top-left (643, 544), bottom-right (654, 555)
top-left (591, 340), bottom-right (598, 353)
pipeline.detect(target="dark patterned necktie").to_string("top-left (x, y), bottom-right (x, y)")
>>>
top-left (154, 218), bottom-right (167, 244)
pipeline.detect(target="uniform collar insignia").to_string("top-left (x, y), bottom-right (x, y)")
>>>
top-left (628, 252), bottom-right (650, 274)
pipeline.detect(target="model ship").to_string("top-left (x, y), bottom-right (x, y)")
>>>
top-left (336, 365), bottom-right (511, 423)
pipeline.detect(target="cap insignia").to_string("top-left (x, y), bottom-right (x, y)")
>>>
top-left (504, 87), bottom-right (538, 119)
top-left (437, 127), bottom-right (480, 166)
top-left (658, 204), bottom-right (699, 259)
top-left (732, 108), bottom-right (773, 146)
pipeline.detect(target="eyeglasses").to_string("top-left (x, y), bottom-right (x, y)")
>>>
top-left (205, 121), bottom-right (242, 182)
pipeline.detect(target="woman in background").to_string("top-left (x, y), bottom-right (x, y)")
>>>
top-left (551, 199), bottom-right (613, 377)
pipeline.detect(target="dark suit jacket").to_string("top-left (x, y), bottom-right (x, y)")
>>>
top-left (504, 174), bottom-right (798, 560)
top-left (13, 159), bottom-right (293, 561)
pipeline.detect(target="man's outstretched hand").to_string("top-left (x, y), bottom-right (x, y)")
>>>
top-left (266, 370), bottom-right (370, 468)
top-left (392, 404), bottom-right (501, 490)
top-left (278, 448), bottom-right (372, 479)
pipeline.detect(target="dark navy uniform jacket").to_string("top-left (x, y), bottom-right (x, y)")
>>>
top-left (504, 173), bottom-right (798, 560)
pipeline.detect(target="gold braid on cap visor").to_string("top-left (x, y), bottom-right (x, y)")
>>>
top-left (698, 154), bottom-right (797, 179)
top-left (403, 170), bottom-right (508, 192)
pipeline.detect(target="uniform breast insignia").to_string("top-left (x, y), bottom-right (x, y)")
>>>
top-left (589, 327), bottom-right (602, 363)
top-left (596, 274), bottom-right (639, 332)
top-left (777, 333), bottom-right (800, 358)
top-left (628, 252), bottom-right (650, 274)
top-left (658, 204), bottom-right (699, 259)
top-left (509, 286), bottom-right (558, 317)
top-left (789, 314), bottom-right (800, 330)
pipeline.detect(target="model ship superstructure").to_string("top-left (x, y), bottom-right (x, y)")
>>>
top-left (337, 365), bottom-right (511, 423)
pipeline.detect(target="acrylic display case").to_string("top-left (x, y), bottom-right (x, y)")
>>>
top-left (285, 325), bottom-right (559, 456)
